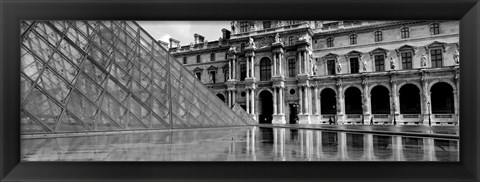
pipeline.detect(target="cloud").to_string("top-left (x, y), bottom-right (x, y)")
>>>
top-left (137, 21), bottom-right (230, 45)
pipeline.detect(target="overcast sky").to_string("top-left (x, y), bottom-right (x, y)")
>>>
top-left (137, 21), bottom-right (230, 46)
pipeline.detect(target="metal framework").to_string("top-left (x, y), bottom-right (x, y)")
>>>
top-left (20, 21), bottom-right (255, 134)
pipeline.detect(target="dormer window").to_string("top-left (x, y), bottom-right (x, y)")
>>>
top-left (326, 37), bottom-right (334, 47)
top-left (374, 31), bottom-right (382, 42)
top-left (263, 21), bottom-right (271, 29)
top-left (240, 21), bottom-right (249, 33)
top-left (349, 34), bottom-right (357, 45)
top-left (210, 53), bottom-right (215, 61)
top-left (401, 27), bottom-right (410, 39)
top-left (430, 23), bottom-right (440, 35)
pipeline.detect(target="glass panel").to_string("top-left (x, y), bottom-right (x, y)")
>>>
top-left (23, 88), bottom-right (62, 130)
top-left (20, 21), bottom-right (253, 135)
top-left (21, 47), bottom-right (44, 81)
top-left (66, 91), bottom-right (96, 129)
top-left (21, 110), bottom-right (48, 133)
top-left (57, 112), bottom-right (88, 132)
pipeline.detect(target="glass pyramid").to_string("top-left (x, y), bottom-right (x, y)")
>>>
top-left (20, 21), bottom-right (256, 135)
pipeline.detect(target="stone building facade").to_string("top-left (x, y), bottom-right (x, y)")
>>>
top-left (169, 21), bottom-right (459, 126)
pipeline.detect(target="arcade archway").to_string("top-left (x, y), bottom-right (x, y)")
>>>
top-left (258, 90), bottom-right (273, 124)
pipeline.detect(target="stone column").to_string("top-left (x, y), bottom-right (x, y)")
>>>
top-left (305, 51), bottom-right (309, 75)
top-left (228, 59), bottom-right (232, 80)
top-left (273, 87), bottom-right (278, 115)
top-left (314, 87), bottom-right (319, 115)
top-left (248, 56), bottom-right (252, 77)
top-left (233, 59), bottom-right (236, 80)
top-left (246, 89), bottom-right (250, 114)
top-left (228, 91), bottom-right (232, 107)
top-left (363, 83), bottom-right (371, 124)
top-left (298, 52), bottom-right (302, 74)
top-left (422, 80), bottom-right (430, 125)
top-left (305, 86), bottom-right (310, 115)
top-left (251, 89), bottom-right (255, 116)
top-left (299, 86), bottom-right (304, 114)
top-left (233, 90), bottom-right (236, 105)
top-left (337, 84), bottom-right (345, 123)
top-left (251, 56), bottom-right (255, 78)
top-left (391, 81), bottom-right (400, 123)
top-left (279, 53), bottom-right (283, 76)
top-left (279, 87), bottom-right (284, 114)
top-left (273, 53), bottom-right (277, 76)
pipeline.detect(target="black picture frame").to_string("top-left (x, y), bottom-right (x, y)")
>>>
top-left (1, 0), bottom-right (479, 181)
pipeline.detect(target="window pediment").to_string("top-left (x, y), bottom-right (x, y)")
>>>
top-left (207, 65), bottom-right (218, 72)
top-left (396, 44), bottom-right (417, 56)
top-left (345, 50), bottom-right (363, 58)
top-left (322, 53), bottom-right (339, 61)
top-left (369, 47), bottom-right (388, 58)
top-left (193, 67), bottom-right (203, 73)
top-left (425, 41), bottom-right (447, 52)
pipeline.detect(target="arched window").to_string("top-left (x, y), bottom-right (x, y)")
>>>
top-left (196, 55), bottom-right (201, 63)
top-left (430, 23), bottom-right (440, 35)
top-left (260, 58), bottom-right (272, 81)
top-left (326, 37), bottom-right (334, 47)
top-left (349, 34), bottom-right (357, 45)
top-left (374, 31), bottom-right (382, 42)
top-left (401, 27), bottom-right (409, 39)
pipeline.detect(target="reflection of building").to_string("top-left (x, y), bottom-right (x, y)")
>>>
top-left (170, 21), bottom-right (459, 125)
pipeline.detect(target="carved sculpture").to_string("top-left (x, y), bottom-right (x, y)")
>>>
top-left (360, 55), bottom-right (367, 71)
top-left (274, 33), bottom-right (280, 43)
top-left (248, 37), bottom-right (255, 48)
top-left (231, 21), bottom-right (236, 33)
top-left (336, 60), bottom-right (342, 73)
top-left (312, 64), bottom-right (318, 75)
top-left (453, 49), bottom-right (459, 64)
top-left (420, 54), bottom-right (427, 67)
top-left (390, 57), bottom-right (396, 70)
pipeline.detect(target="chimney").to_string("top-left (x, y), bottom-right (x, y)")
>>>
top-left (169, 38), bottom-right (180, 48)
top-left (194, 33), bottom-right (205, 44)
top-left (194, 33), bottom-right (199, 44)
top-left (221, 28), bottom-right (231, 40)
top-left (157, 40), bottom-right (169, 49)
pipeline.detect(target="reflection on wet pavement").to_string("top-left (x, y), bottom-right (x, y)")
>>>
top-left (21, 127), bottom-right (458, 161)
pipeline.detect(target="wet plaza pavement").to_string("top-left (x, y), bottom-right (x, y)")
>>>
top-left (21, 126), bottom-right (458, 161)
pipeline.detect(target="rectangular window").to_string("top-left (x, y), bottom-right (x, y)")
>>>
top-left (327, 60), bottom-right (335, 75)
top-left (374, 55), bottom-right (385, 71)
top-left (401, 52), bottom-right (413, 69)
top-left (240, 63), bottom-right (246, 81)
top-left (263, 21), bottom-right (271, 29)
top-left (195, 72), bottom-right (201, 80)
top-left (210, 71), bottom-right (216, 83)
top-left (210, 53), bottom-right (215, 61)
top-left (240, 21), bottom-right (249, 33)
top-left (430, 49), bottom-right (443, 68)
top-left (196, 55), bottom-right (201, 63)
top-left (350, 58), bottom-right (359, 74)
top-left (183, 57), bottom-right (187, 64)
top-left (288, 59), bottom-right (296, 77)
